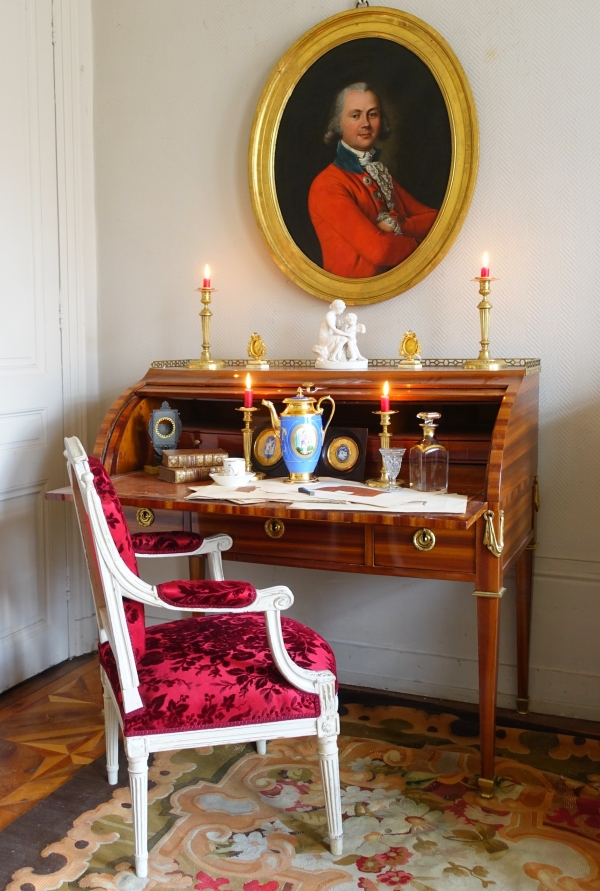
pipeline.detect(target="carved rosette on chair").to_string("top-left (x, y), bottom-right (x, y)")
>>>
top-left (64, 436), bottom-right (343, 877)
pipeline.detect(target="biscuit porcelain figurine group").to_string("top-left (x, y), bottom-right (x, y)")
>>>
top-left (312, 299), bottom-right (368, 369)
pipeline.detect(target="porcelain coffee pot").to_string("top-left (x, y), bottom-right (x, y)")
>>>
top-left (262, 386), bottom-right (335, 482)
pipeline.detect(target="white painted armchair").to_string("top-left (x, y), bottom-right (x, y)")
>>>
top-left (64, 436), bottom-right (343, 878)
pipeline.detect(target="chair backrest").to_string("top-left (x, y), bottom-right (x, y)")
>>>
top-left (86, 458), bottom-right (146, 659)
top-left (66, 439), bottom-right (146, 660)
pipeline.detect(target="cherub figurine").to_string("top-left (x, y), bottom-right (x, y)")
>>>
top-left (342, 312), bottom-right (367, 362)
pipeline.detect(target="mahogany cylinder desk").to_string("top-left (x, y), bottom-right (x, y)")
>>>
top-left (84, 362), bottom-right (539, 797)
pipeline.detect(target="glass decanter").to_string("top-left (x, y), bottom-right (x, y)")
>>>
top-left (409, 412), bottom-right (449, 493)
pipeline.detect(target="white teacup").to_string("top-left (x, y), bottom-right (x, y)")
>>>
top-left (222, 457), bottom-right (247, 477)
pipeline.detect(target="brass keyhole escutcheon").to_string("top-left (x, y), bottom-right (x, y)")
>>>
top-left (413, 527), bottom-right (436, 551)
top-left (136, 507), bottom-right (155, 527)
top-left (265, 518), bottom-right (285, 539)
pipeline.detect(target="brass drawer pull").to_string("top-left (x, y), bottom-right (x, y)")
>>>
top-left (136, 508), bottom-right (155, 527)
top-left (413, 528), bottom-right (436, 551)
top-left (265, 518), bottom-right (285, 539)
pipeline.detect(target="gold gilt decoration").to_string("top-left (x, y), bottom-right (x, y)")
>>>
top-left (246, 333), bottom-right (269, 370)
top-left (398, 331), bottom-right (422, 369)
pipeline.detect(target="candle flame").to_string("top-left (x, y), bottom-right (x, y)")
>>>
top-left (245, 373), bottom-right (252, 390)
top-left (383, 380), bottom-right (389, 397)
top-left (204, 264), bottom-right (210, 279)
top-left (482, 251), bottom-right (489, 267)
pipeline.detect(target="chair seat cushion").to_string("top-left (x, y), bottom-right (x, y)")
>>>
top-left (156, 579), bottom-right (257, 609)
top-left (131, 531), bottom-right (205, 555)
top-left (99, 614), bottom-right (336, 737)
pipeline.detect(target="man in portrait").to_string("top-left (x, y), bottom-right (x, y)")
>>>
top-left (308, 83), bottom-right (438, 278)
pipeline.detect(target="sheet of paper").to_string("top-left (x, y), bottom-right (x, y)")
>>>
top-left (184, 478), bottom-right (467, 514)
top-left (287, 501), bottom-right (389, 512)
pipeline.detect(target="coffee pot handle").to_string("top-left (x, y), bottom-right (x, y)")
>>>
top-left (317, 395), bottom-right (336, 437)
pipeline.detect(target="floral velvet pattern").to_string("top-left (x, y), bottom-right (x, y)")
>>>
top-left (88, 457), bottom-right (146, 659)
top-left (131, 531), bottom-right (205, 555)
top-left (99, 613), bottom-right (336, 734)
top-left (157, 579), bottom-right (257, 609)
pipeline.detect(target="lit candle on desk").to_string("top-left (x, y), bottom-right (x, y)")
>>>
top-left (380, 381), bottom-right (390, 412)
top-left (203, 264), bottom-right (211, 288)
top-left (244, 373), bottom-right (253, 408)
top-left (480, 252), bottom-right (490, 278)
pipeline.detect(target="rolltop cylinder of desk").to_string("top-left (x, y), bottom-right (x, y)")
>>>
top-left (94, 365), bottom-right (539, 795)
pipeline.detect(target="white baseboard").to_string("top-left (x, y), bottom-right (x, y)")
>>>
top-left (334, 639), bottom-right (600, 721)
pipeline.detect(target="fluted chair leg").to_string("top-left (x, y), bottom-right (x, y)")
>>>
top-left (317, 733), bottom-right (343, 856)
top-left (127, 748), bottom-right (149, 877)
top-left (102, 678), bottom-right (119, 785)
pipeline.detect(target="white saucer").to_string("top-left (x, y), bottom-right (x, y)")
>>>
top-left (209, 472), bottom-right (256, 488)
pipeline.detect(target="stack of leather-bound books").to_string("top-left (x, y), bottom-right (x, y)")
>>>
top-left (157, 448), bottom-right (228, 484)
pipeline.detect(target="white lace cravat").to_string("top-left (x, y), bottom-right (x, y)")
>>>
top-left (341, 141), bottom-right (401, 234)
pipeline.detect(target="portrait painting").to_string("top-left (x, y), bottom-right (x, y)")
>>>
top-left (275, 39), bottom-right (450, 279)
top-left (249, 8), bottom-right (479, 304)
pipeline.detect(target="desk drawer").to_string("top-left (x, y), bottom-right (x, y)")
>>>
top-left (373, 526), bottom-right (476, 575)
top-left (123, 506), bottom-right (186, 533)
top-left (196, 515), bottom-right (365, 567)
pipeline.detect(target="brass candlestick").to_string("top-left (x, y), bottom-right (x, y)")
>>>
top-left (188, 286), bottom-right (225, 370)
top-left (235, 406), bottom-right (265, 478)
top-left (366, 410), bottom-right (398, 488)
top-left (462, 277), bottom-right (506, 371)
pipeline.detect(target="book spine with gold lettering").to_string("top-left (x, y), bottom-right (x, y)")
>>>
top-left (162, 449), bottom-right (227, 468)
top-left (157, 465), bottom-right (222, 484)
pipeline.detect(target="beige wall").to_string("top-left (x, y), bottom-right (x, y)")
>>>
top-left (93, 0), bottom-right (600, 718)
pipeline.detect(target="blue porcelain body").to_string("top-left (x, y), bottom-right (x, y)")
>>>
top-left (280, 413), bottom-right (323, 476)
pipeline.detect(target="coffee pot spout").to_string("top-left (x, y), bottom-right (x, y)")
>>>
top-left (261, 400), bottom-right (281, 435)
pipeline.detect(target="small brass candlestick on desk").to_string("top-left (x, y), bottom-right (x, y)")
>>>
top-left (188, 265), bottom-right (225, 370)
top-left (463, 253), bottom-right (506, 371)
top-left (366, 409), bottom-right (399, 488)
top-left (236, 406), bottom-right (262, 476)
top-left (235, 375), bottom-right (265, 478)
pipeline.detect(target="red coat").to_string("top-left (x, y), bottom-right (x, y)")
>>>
top-left (308, 164), bottom-right (438, 278)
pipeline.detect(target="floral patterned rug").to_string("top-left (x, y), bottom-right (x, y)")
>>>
top-left (7, 701), bottom-right (600, 891)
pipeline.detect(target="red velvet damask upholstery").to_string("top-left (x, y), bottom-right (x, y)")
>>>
top-left (88, 457), bottom-right (146, 659)
top-left (157, 579), bottom-right (257, 609)
top-left (88, 458), bottom-right (258, 656)
top-left (131, 531), bottom-right (205, 555)
top-left (99, 613), bottom-right (336, 736)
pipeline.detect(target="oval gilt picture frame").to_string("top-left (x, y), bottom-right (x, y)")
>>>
top-left (249, 8), bottom-right (478, 305)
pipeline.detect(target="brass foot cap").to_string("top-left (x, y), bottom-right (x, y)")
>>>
top-left (516, 697), bottom-right (529, 716)
top-left (478, 777), bottom-right (495, 799)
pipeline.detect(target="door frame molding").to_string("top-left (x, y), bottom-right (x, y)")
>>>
top-left (53, 0), bottom-right (99, 656)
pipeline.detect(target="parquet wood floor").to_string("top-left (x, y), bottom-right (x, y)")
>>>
top-left (0, 655), bottom-right (104, 830)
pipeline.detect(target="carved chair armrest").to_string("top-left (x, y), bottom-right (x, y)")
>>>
top-left (156, 579), bottom-right (258, 610)
top-left (133, 531), bottom-right (232, 558)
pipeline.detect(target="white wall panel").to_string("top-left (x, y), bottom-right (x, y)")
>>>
top-left (0, 0), bottom-right (44, 370)
top-left (92, 0), bottom-right (600, 716)
top-left (0, 485), bottom-right (47, 639)
top-left (0, 409), bottom-right (46, 451)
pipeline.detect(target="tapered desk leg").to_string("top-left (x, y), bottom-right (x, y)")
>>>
top-left (515, 545), bottom-right (534, 715)
top-left (475, 508), bottom-right (504, 799)
top-left (476, 594), bottom-right (501, 798)
top-left (184, 511), bottom-right (205, 580)
top-left (188, 555), bottom-right (205, 580)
